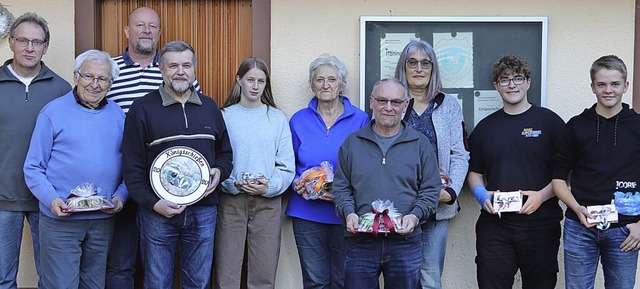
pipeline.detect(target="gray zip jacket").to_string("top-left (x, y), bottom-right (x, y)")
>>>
top-left (0, 60), bottom-right (71, 211)
top-left (405, 93), bottom-right (470, 220)
top-left (333, 121), bottom-right (441, 237)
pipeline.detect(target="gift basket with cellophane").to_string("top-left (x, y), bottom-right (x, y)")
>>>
top-left (298, 161), bottom-right (334, 200)
top-left (63, 183), bottom-right (115, 212)
top-left (356, 199), bottom-right (404, 236)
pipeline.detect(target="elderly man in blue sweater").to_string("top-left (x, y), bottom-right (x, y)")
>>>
top-left (24, 49), bottom-right (126, 289)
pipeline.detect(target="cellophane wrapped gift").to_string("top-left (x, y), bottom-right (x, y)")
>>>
top-left (240, 172), bottom-right (268, 184)
top-left (356, 199), bottom-right (403, 237)
top-left (298, 161), bottom-right (334, 200)
top-left (63, 183), bottom-right (115, 212)
top-left (439, 167), bottom-right (450, 188)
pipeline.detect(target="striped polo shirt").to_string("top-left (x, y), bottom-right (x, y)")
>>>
top-left (107, 49), bottom-right (201, 113)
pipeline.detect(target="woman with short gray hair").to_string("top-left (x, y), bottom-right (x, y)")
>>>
top-left (286, 54), bottom-right (369, 289)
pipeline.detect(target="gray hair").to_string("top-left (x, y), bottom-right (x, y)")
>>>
top-left (159, 40), bottom-right (197, 68)
top-left (308, 54), bottom-right (348, 93)
top-left (394, 40), bottom-right (442, 102)
top-left (74, 49), bottom-right (120, 81)
top-left (10, 12), bottom-right (50, 43)
top-left (371, 78), bottom-right (408, 100)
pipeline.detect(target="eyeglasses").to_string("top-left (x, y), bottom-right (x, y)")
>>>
top-left (11, 37), bottom-right (46, 48)
top-left (76, 72), bottom-right (111, 86)
top-left (406, 58), bottom-right (432, 70)
top-left (372, 97), bottom-right (406, 107)
top-left (497, 76), bottom-right (527, 87)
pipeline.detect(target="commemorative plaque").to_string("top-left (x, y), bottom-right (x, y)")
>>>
top-left (150, 146), bottom-right (211, 205)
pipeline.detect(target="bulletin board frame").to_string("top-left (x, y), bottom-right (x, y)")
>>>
top-left (359, 16), bottom-right (548, 131)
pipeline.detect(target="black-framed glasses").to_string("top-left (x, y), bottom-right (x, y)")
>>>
top-left (406, 58), bottom-right (432, 70)
top-left (76, 72), bottom-right (111, 86)
top-left (372, 97), bottom-right (406, 107)
top-left (497, 76), bottom-right (526, 87)
top-left (11, 37), bottom-right (46, 48)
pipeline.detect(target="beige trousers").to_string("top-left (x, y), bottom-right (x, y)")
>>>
top-left (213, 193), bottom-right (282, 289)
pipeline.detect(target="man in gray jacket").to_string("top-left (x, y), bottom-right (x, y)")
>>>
top-left (333, 78), bottom-right (441, 289)
top-left (0, 12), bottom-right (71, 289)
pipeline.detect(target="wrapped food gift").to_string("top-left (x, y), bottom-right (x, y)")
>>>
top-left (241, 172), bottom-right (268, 184)
top-left (298, 161), bottom-right (334, 200)
top-left (63, 183), bottom-right (115, 213)
top-left (356, 199), bottom-right (403, 237)
top-left (439, 167), bottom-right (450, 188)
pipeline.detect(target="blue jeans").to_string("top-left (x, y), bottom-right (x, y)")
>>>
top-left (0, 210), bottom-right (40, 289)
top-left (39, 214), bottom-right (114, 289)
top-left (138, 205), bottom-right (216, 289)
top-left (292, 217), bottom-right (345, 289)
top-left (344, 235), bottom-right (421, 289)
top-left (419, 218), bottom-right (448, 289)
top-left (563, 218), bottom-right (638, 289)
top-left (106, 202), bottom-right (138, 289)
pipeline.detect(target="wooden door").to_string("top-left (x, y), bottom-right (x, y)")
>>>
top-left (81, 1), bottom-right (257, 288)
top-left (96, 0), bottom-right (253, 104)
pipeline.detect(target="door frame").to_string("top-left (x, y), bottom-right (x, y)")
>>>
top-left (73, 0), bottom-right (270, 66)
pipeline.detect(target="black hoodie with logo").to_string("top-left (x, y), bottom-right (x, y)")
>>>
top-left (553, 103), bottom-right (640, 226)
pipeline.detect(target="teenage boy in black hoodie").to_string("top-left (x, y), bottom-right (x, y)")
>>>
top-left (552, 55), bottom-right (640, 289)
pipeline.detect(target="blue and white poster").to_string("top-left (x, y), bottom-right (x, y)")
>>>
top-left (434, 32), bottom-right (474, 88)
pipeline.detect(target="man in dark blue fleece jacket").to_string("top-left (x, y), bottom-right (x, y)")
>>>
top-left (121, 41), bottom-right (232, 289)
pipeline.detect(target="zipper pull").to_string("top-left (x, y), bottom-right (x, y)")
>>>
top-left (382, 157), bottom-right (386, 165)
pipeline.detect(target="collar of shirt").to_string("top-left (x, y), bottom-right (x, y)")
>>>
top-left (159, 83), bottom-right (202, 106)
top-left (122, 48), bottom-right (160, 67)
top-left (73, 87), bottom-right (108, 109)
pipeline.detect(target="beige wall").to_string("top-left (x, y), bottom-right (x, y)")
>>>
top-left (6, 0), bottom-right (639, 288)
top-left (0, 1), bottom-right (75, 83)
top-left (0, 1), bottom-right (74, 287)
top-left (271, 0), bottom-right (637, 289)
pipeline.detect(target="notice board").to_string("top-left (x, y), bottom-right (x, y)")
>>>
top-left (359, 16), bottom-right (548, 131)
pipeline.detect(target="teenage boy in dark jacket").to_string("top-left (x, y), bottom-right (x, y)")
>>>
top-left (467, 55), bottom-right (564, 289)
top-left (552, 55), bottom-right (640, 289)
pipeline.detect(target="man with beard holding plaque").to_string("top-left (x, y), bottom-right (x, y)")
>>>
top-left (121, 40), bottom-right (232, 289)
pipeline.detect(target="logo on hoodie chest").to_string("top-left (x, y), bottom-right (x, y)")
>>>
top-left (521, 127), bottom-right (542, 138)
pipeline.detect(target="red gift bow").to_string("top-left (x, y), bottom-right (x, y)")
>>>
top-left (371, 208), bottom-right (396, 237)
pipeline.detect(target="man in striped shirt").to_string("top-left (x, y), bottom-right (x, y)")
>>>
top-left (107, 7), bottom-right (200, 113)
top-left (105, 7), bottom-right (199, 289)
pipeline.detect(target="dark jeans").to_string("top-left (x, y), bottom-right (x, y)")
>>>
top-left (344, 234), bottom-right (421, 289)
top-left (475, 214), bottom-right (560, 289)
top-left (106, 201), bottom-right (138, 289)
top-left (292, 217), bottom-right (345, 289)
top-left (138, 206), bottom-right (216, 289)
